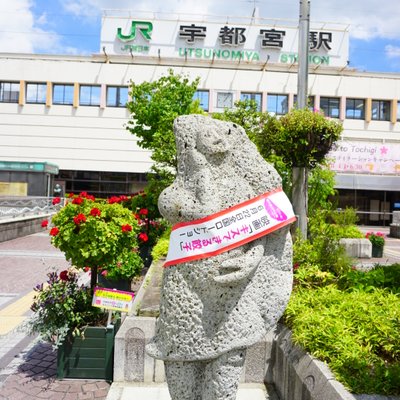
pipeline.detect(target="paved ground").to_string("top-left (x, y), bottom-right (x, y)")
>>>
top-left (0, 232), bottom-right (111, 400)
top-left (0, 227), bottom-right (399, 400)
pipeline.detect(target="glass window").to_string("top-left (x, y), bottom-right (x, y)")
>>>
top-left (267, 94), bottom-right (288, 115)
top-left (26, 83), bottom-right (47, 104)
top-left (240, 92), bottom-right (262, 111)
top-left (346, 98), bottom-right (365, 120)
top-left (53, 84), bottom-right (74, 105)
top-left (216, 92), bottom-right (234, 109)
top-left (293, 95), bottom-right (315, 110)
top-left (79, 85), bottom-right (101, 106)
top-left (320, 97), bottom-right (340, 118)
top-left (372, 100), bottom-right (390, 121)
top-left (397, 101), bottom-right (400, 121)
top-left (106, 86), bottom-right (128, 107)
top-left (0, 82), bottom-right (19, 103)
top-left (193, 90), bottom-right (209, 111)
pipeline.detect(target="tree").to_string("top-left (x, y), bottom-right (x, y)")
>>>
top-left (126, 69), bottom-right (203, 202)
top-left (214, 100), bottom-right (292, 193)
top-left (256, 107), bottom-right (343, 237)
top-left (126, 69), bottom-right (202, 170)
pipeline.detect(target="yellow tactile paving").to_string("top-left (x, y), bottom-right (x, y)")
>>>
top-left (0, 290), bottom-right (35, 335)
top-left (0, 316), bottom-right (27, 335)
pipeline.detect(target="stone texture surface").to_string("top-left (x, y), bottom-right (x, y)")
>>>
top-left (146, 115), bottom-right (293, 399)
top-left (272, 325), bottom-right (359, 400)
top-left (339, 238), bottom-right (372, 258)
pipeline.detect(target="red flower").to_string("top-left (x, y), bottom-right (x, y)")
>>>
top-left (52, 197), bottom-right (61, 205)
top-left (68, 193), bottom-right (74, 198)
top-left (293, 262), bottom-right (300, 271)
top-left (108, 196), bottom-right (121, 204)
top-left (86, 194), bottom-right (95, 201)
top-left (73, 213), bottom-right (87, 225)
top-left (121, 224), bottom-right (132, 232)
top-left (139, 208), bottom-right (149, 216)
top-left (90, 208), bottom-right (101, 217)
top-left (138, 232), bottom-right (149, 242)
top-left (50, 227), bottom-right (59, 236)
top-left (41, 220), bottom-right (49, 228)
top-left (119, 195), bottom-right (128, 202)
top-left (59, 270), bottom-right (69, 281)
top-left (79, 191), bottom-right (88, 198)
top-left (72, 197), bottom-right (84, 205)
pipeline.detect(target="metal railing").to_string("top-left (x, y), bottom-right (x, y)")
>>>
top-left (0, 197), bottom-right (65, 219)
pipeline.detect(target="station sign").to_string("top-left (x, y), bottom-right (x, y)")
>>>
top-left (101, 12), bottom-right (349, 67)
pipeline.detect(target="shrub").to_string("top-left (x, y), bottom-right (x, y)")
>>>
top-left (29, 268), bottom-right (105, 348)
top-left (339, 264), bottom-right (400, 294)
top-left (151, 227), bottom-right (171, 262)
top-left (284, 285), bottom-right (400, 395)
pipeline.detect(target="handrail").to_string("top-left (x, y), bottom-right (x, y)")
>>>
top-left (0, 197), bottom-right (65, 219)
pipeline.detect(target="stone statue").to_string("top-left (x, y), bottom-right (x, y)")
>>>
top-left (146, 114), bottom-right (293, 399)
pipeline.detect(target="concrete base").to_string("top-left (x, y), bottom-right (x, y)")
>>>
top-left (106, 383), bottom-right (276, 400)
top-left (389, 224), bottom-right (400, 238)
top-left (113, 315), bottom-right (275, 385)
top-left (0, 214), bottom-right (53, 242)
top-left (339, 238), bottom-right (372, 258)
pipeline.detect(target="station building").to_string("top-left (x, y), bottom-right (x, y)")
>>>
top-left (0, 10), bottom-right (399, 225)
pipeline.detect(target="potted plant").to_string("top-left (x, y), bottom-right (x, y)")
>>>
top-left (50, 192), bottom-right (143, 290)
top-left (28, 268), bottom-right (117, 380)
top-left (34, 192), bottom-right (145, 380)
top-left (365, 231), bottom-right (385, 258)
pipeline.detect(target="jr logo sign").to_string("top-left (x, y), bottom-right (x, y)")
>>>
top-left (117, 21), bottom-right (153, 42)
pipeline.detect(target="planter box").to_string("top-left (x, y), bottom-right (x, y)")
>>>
top-left (372, 245), bottom-right (384, 258)
top-left (57, 325), bottom-right (116, 381)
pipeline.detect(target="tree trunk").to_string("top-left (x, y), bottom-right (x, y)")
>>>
top-left (292, 167), bottom-right (308, 238)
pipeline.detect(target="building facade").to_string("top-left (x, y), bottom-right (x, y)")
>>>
top-left (0, 11), bottom-right (399, 224)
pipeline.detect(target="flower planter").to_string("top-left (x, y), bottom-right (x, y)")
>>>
top-left (97, 274), bottom-right (132, 292)
top-left (372, 245), bottom-right (384, 258)
top-left (57, 325), bottom-right (117, 381)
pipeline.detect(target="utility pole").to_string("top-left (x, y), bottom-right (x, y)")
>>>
top-left (293, 0), bottom-right (310, 238)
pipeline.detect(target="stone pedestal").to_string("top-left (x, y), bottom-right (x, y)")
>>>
top-left (390, 211), bottom-right (400, 238)
top-left (339, 238), bottom-right (372, 258)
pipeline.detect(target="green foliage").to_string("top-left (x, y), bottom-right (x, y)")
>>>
top-left (126, 69), bottom-right (202, 170)
top-left (122, 190), bottom-right (171, 268)
top-left (29, 269), bottom-right (105, 348)
top-left (51, 193), bottom-right (143, 281)
top-left (365, 231), bottom-right (386, 248)
top-left (213, 100), bottom-right (292, 193)
top-left (308, 163), bottom-right (337, 213)
top-left (213, 99), bottom-right (266, 142)
top-left (330, 207), bottom-right (360, 226)
top-left (151, 227), bottom-right (171, 262)
top-left (284, 284), bottom-right (400, 395)
top-left (267, 108), bottom-right (343, 168)
top-left (339, 264), bottom-right (400, 294)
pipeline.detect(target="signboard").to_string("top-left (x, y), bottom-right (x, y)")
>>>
top-left (101, 12), bottom-right (349, 67)
top-left (92, 287), bottom-right (134, 312)
top-left (0, 161), bottom-right (59, 174)
top-left (328, 140), bottom-right (400, 175)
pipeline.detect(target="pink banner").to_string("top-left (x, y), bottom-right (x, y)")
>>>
top-left (328, 141), bottom-right (400, 174)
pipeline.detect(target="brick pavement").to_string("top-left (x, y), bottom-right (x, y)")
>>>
top-left (0, 232), bottom-right (111, 400)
